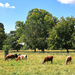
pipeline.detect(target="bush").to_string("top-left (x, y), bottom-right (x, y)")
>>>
top-left (2, 45), bottom-right (10, 57)
top-left (2, 45), bottom-right (10, 51)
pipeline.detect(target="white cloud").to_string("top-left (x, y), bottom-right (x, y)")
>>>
top-left (58, 0), bottom-right (75, 4)
top-left (10, 6), bottom-right (15, 9)
top-left (0, 3), bottom-right (4, 7)
top-left (0, 2), bottom-right (15, 8)
top-left (5, 3), bottom-right (10, 8)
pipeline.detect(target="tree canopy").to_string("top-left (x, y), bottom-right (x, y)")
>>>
top-left (1, 8), bottom-right (75, 53)
top-left (3, 31), bottom-right (22, 51)
top-left (0, 23), bottom-right (6, 50)
top-left (23, 8), bottom-right (58, 52)
top-left (72, 29), bottom-right (75, 49)
top-left (47, 16), bottom-right (75, 53)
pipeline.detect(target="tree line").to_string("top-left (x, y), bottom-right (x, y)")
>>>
top-left (0, 8), bottom-right (75, 53)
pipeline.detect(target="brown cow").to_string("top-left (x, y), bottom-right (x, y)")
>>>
top-left (16, 55), bottom-right (27, 61)
top-left (42, 56), bottom-right (53, 64)
top-left (65, 55), bottom-right (72, 65)
top-left (5, 54), bottom-right (20, 61)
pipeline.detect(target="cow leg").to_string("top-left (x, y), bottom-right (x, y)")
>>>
top-left (51, 60), bottom-right (53, 64)
top-left (19, 58), bottom-right (20, 60)
top-left (6, 58), bottom-right (8, 60)
top-left (5, 58), bottom-right (8, 61)
top-left (25, 56), bottom-right (27, 60)
top-left (47, 61), bottom-right (49, 64)
top-left (25, 57), bottom-right (27, 60)
top-left (69, 61), bottom-right (71, 64)
top-left (11, 58), bottom-right (13, 60)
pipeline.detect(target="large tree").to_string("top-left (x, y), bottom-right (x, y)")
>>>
top-left (0, 23), bottom-right (6, 50)
top-left (47, 17), bottom-right (75, 53)
top-left (24, 8), bottom-right (58, 52)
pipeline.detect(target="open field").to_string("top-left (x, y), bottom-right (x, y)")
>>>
top-left (0, 50), bottom-right (75, 75)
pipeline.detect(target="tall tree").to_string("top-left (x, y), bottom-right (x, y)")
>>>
top-left (47, 17), bottom-right (75, 53)
top-left (24, 8), bottom-right (58, 52)
top-left (0, 23), bottom-right (6, 50)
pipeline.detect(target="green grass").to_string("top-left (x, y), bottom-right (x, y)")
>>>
top-left (0, 50), bottom-right (75, 75)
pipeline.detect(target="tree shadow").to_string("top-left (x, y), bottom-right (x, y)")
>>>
top-left (9, 49), bottom-right (75, 54)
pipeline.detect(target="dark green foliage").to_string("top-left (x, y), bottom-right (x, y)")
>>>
top-left (71, 30), bottom-right (75, 49)
top-left (3, 21), bottom-right (25, 51)
top-left (2, 45), bottom-right (10, 51)
top-left (0, 23), bottom-right (6, 50)
top-left (15, 21), bottom-right (24, 29)
top-left (3, 31), bottom-right (22, 51)
top-left (24, 8), bottom-right (58, 52)
top-left (25, 21), bottom-right (47, 52)
top-left (47, 17), bottom-right (75, 53)
top-left (2, 45), bottom-right (10, 57)
top-left (1, 8), bottom-right (75, 52)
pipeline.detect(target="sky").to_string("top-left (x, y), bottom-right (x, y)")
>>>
top-left (0, 0), bottom-right (75, 33)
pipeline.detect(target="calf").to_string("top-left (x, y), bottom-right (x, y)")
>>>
top-left (42, 56), bottom-right (53, 64)
top-left (16, 55), bottom-right (27, 61)
top-left (5, 54), bottom-right (20, 61)
top-left (65, 55), bottom-right (72, 65)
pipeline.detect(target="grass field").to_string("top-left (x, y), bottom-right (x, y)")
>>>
top-left (0, 50), bottom-right (75, 75)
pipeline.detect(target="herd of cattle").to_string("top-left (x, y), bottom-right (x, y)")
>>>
top-left (5, 54), bottom-right (27, 61)
top-left (5, 54), bottom-right (72, 65)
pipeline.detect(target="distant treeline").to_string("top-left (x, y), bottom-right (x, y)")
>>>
top-left (0, 8), bottom-right (75, 53)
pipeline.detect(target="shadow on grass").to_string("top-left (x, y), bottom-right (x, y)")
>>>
top-left (9, 49), bottom-right (75, 54)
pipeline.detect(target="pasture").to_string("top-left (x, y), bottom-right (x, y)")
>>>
top-left (0, 50), bottom-right (75, 75)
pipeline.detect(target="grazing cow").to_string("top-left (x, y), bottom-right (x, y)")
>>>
top-left (14, 54), bottom-right (21, 58)
top-left (16, 55), bottom-right (27, 61)
top-left (65, 55), bottom-right (72, 65)
top-left (5, 54), bottom-right (20, 61)
top-left (42, 56), bottom-right (53, 64)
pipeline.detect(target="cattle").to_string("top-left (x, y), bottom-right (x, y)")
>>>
top-left (65, 55), bottom-right (72, 65)
top-left (16, 55), bottom-right (27, 61)
top-left (5, 54), bottom-right (20, 61)
top-left (42, 56), bottom-right (53, 64)
top-left (15, 54), bottom-right (21, 58)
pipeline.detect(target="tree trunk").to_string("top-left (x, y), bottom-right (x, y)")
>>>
top-left (67, 49), bottom-right (69, 53)
top-left (5, 50), bottom-right (9, 58)
top-left (17, 49), bottom-right (19, 52)
top-left (34, 48), bottom-right (36, 52)
top-left (42, 49), bottom-right (45, 52)
top-left (74, 49), bottom-right (75, 52)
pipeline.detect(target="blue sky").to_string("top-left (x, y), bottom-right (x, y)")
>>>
top-left (0, 0), bottom-right (75, 33)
